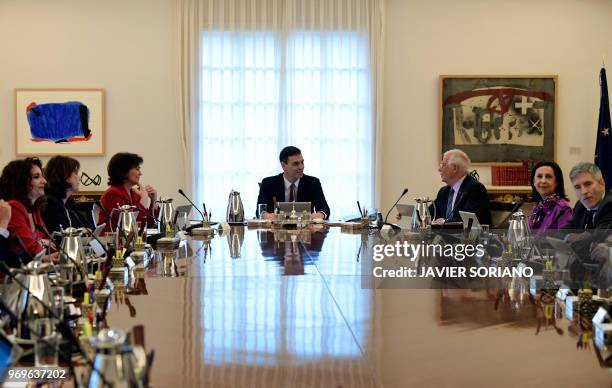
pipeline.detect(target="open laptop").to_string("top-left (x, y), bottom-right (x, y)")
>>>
top-left (396, 203), bottom-right (414, 229)
top-left (459, 211), bottom-right (480, 239)
top-left (92, 223), bottom-right (106, 238)
top-left (277, 202), bottom-right (311, 214)
top-left (459, 211), bottom-right (480, 229)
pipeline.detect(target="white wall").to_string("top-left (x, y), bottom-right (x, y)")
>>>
top-left (2, 0), bottom-right (612, 214)
top-left (0, 0), bottom-right (182, 199)
top-left (382, 0), bottom-right (612, 210)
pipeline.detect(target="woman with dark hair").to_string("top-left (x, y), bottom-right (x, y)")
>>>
top-left (528, 161), bottom-right (573, 236)
top-left (98, 152), bottom-right (158, 232)
top-left (41, 155), bottom-right (89, 233)
top-left (0, 158), bottom-right (57, 261)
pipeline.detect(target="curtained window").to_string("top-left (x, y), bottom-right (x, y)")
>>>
top-left (185, 0), bottom-right (383, 219)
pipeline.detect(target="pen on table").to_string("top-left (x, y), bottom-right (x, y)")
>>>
top-left (357, 201), bottom-right (363, 217)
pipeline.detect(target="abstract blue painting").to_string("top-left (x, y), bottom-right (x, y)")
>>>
top-left (15, 89), bottom-right (105, 156)
top-left (26, 101), bottom-right (92, 143)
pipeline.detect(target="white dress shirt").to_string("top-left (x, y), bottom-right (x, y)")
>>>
top-left (449, 175), bottom-right (467, 212)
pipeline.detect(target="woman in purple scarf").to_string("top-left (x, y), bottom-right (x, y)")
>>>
top-left (528, 161), bottom-right (573, 236)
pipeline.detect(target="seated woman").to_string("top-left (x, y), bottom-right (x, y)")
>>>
top-left (528, 161), bottom-right (573, 237)
top-left (0, 158), bottom-right (57, 262)
top-left (98, 152), bottom-right (158, 232)
top-left (41, 155), bottom-right (90, 233)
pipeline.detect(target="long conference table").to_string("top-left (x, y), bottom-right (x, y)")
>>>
top-left (105, 225), bottom-right (611, 387)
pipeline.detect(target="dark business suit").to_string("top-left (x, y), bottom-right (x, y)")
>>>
top-left (0, 234), bottom-right (29, 268)
top-left (41, 194), bottom-right (89, 233)
top-left (256, 174), bottom-right (330, 219)
top-left (560, 191), bottom-right (612, 284)
top-left (562, 191), bottom-right (612, 230)
top-left (430, 174), bottom-right (492, 226)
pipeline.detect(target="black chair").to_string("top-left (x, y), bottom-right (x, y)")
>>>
top-left (489, 201), bottom-right (522, 229)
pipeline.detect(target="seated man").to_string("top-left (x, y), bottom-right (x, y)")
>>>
top-left (430, 149), bottom-right (491, 226)
top-left (561, 163), bottom-right (612, 275)
top-left (562, 162), bottom-right (612, 232)
top-left (257, 146), bottom-right (330, 220)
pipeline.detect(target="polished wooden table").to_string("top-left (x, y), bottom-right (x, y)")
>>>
top-left (106, 226), bottom-right (612, 387)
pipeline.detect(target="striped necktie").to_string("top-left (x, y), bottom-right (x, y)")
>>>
top-left (445, 188), bottom-right (454, 220)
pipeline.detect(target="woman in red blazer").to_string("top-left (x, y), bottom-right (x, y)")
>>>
top-left (99, 152), bottom-right (159, 233)
top-left (0, 158), bottom-right (57, 262)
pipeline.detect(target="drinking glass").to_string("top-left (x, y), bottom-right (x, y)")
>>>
top-left (50, 286), bottom-right (65, 320)
top-left (33, 318), bottom-right (59, 367)
top-left (258, 204), bottom-right (268, 219)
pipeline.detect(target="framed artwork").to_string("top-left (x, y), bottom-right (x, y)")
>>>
top-left (440, 76), bottom-right (557, 164)
top-left (15, 88), bottom-right (105, 156)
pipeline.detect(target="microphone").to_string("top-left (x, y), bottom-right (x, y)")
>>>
top-left (94, 200), bottom-right (109, 217)
top-left (382, 188), bottom-right (409, 229)
top-left (178, 189), bottom-right (205, 220)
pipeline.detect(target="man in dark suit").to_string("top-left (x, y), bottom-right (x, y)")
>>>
top-left (257, 146), bottom-right (330, 220)
top-left (430, 149), bottom-right (491, 226)
top-left (559, 162), bottom-right (612, 284)
top-left (563, 162), bottom-right (612, 232)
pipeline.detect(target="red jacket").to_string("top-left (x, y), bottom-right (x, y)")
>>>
top-left (99, 185), bottom-right (157, 233)
top-left (7, 200), bottom-right (48, 255)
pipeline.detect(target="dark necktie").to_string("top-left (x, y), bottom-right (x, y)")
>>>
top-left (289, 183), bottom-right (296, 202)
top-left (445, 188), bottom-right (454, 219)
top-left (585, 209), bottom-right (596, 229)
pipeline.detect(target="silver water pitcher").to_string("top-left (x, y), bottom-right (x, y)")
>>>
top-left (111, 205), bottom-right (140, 240)
top-left (507, 210), bottom-right (531, 254)
top-left (88, 329), bottom-right (140, 388)
top-left (226, 190), bottom-right (245, 223)
top-left (413, 197), bottom-right (434, 230)
top-left (227, 226), bottom-right (245, 259)
top-left (2, 262), bottom-right (54, 338)
top-left (58, 227), bottom-right (87, 280)
top-left (156, 197), bottom-right (174, 234)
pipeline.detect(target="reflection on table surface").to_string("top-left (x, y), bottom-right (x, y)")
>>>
top-left (106, 226), bottom-right (612, 387)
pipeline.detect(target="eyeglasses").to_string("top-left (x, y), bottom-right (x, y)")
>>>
top-left (438, 162), bottom-right (448, 168)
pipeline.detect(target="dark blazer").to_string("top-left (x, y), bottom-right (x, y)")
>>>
top-left (41, 194), bottom-right (89, 233)
top-left (562, 190), bottom-right (612, 230)
top-left (256, 174), bottom-right (330, 219)
top-left (559, 191), bottom-right (612, 282)
top-left (430, 174), bottom-right (492, 226)
top-left (0, 234), bottom-right (29, 268)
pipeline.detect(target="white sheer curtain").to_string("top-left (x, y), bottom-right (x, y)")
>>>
top-left (178, 0), bottom-right (384, 219)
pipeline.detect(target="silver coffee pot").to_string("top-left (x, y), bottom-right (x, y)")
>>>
top-left (111, 205), bottom-right (139, 240)
top-left (507, 210), bottom-right (534, 260)
top-left (156, 197), bottom-right (174, 234)
top-left (226, 190), bottom-right (245, 223)
top-left (2, 261), bottom-right (54, 338)
top-left (88, 329), bottom-right (141, 388)
top-left (507, 210), bottom-right (530, 248)
top-left (58, 227), bottom-right (87, 280)
top-left (413, 197), bottom-right (434, 230)
top-left (227, 226), bottom-right (245, 259)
